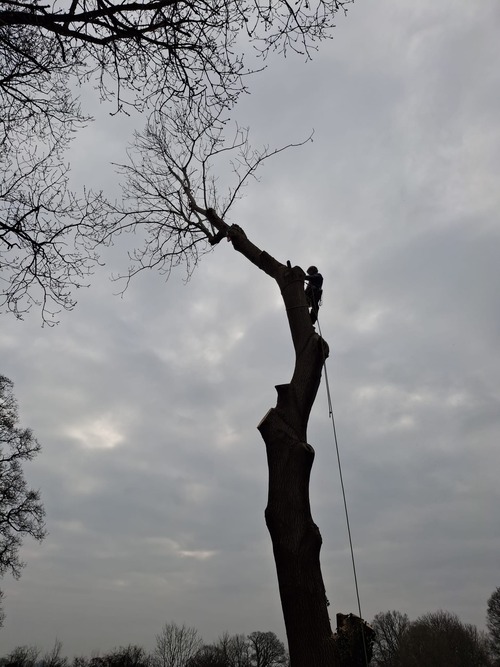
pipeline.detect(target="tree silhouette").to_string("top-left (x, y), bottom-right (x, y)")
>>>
top-left (371, 610), bottom-right (410, 667)
top-left (0, 375), bottom-right (46, 603)
top-left (112, 104), bottom-right (360, 666)
top-left (399, 610), bottom-right (490, 667)
top-left (153, 622), bottom-right (203, 667)
top-left (247, 631), bottom-right (287, 667)
top-left (1, 0), bottom-right (349, 321)
top-left (487, 587), bottom-right (500, 662)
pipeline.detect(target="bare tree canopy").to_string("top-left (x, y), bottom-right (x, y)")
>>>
top-left (1, 0), bottom-right (350, 110)
top-left (39, 640), bottom-right (69, 667)
top-left (370, 609), bottom-right (491, 667)
top-left (247, 631), bottom-right (287, 667)
top-left (0, 375), bottom-right (46, 581)
top-left (487, 587), bottom-right (500, 662)
top-left (0, 0), bottom-right (349, 322)
top-left (3, 644), bottom-right (40, 667)
top-left (371, 610), bottom-right (410, 667)
top-left (0, 374), bottom-right (46, 625)
top-left (111, 104), bottom-right (310, 287)
top-left (153, 622), bottom-right (203, 667)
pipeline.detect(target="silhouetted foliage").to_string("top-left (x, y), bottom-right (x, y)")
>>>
top-left (184, 632), bottom-right (287, 667)
top-left (72, 658), bottom-right (90, 667)
top-left (0, 612), bottom-right (490, 667)
top-left (370, 609), bottom-right (492, 667)
top-left (39, 641), bottom-right (68, 667)
top-left (488, 587), bottom-right (500, 662)
top-left (371, 610), bottom-right (410, 667)
top-left (91, 646), bottom-right (152, 667)
top-left (214, 633), bottom-right (251, 667)
top-left (153, 622), bottom-right (202, 667)
top-left (3, 645), bottom-right (39, 667)
top-left (399, 610), bottom-right (489, 667)
top-left (0, 20), bottom-right (104, 322)
top-left (0, 0), bottom-right (349, 321)
top-left (247, 632), bottom-right (287, 667)
top-left (186, 645), bottom-right (229, 667)
top-left (0, 375), bottom-right (45, 624)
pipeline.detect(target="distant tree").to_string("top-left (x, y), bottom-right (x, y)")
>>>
top-left (71, 658), bottom-right (90, 667)
top-left (399, 610), bottom-right (490, 667)
top-left (39, 640), bottom-right (68, 667)
top-left (3, 646), bottom-right (39, 667)
top-left (371, 610), bottom-right (410, 667)
top-left (153, 622), bottom-right (202, 667)
top-left (94, 646), bottom-right (151, 667)
top-left (186, 632), bottom-right (288, 667)
top-left (186, 645), bottom-right (228, 667)
top-left (488, 587), bottom-right (500, 662)
top-left (0, 375), bottom-right (46, 621)
top-left (247, 632), bottom-right (287, 667)
top-left (214, 633), bottom-right (250, 667)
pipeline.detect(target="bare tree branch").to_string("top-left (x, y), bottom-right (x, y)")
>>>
top-left (1, 0), bottom-right (350, 321)
top-left (108, 104), bottom-right (311, 292)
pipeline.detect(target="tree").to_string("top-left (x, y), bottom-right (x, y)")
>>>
top-left (247, 632), bottom-right (287, 667)
top-left (3, 646), bottom-right (39, 667)
top-left (72, 659), bottom-right (90, 667)
top-left (39, 641), bottom-right (68, 667)
top-left (398, 610), bottom-right (490, 667)
top-left (0, 375), bottom-right (46, 619)
top-left (91, 646), bottom-right (152, 667)
top-left (215, 634), bottom-right (250, 667)
top-left (186, 645), bottom-right (229, 667)
top-left (112, 105), bottom-right (362, 666)
top-left (371, 610), bottom-right (410, 667)
top-left (187, 634), bottom-right (252, 667)
top-left (487, 587), bottom-right (500, 662)
top-left (153, 622), bottom-right (202, 667)
top-left (0, 11), bottom-right (106, 322)
top-left (1, 0), bottom-right (349, 321)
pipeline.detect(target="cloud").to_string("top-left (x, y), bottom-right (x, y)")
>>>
top-left (1, 0), bottom-right (500, 657)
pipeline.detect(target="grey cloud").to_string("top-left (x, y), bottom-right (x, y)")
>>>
top-left (2, 0), bottom-right (500, 657)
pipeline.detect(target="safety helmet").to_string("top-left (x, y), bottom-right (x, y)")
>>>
top-left (307, 266), bottom-right (318, 275)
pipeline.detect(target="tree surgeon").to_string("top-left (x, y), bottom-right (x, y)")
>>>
top-left (304, 266), bottom-right (324, 325)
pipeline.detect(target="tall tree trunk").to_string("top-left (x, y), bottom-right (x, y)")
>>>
top-left (225, 224), bottom-right (340, 666)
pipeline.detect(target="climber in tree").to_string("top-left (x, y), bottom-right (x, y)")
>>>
top-left (304, 266), bottom-right (323, 325)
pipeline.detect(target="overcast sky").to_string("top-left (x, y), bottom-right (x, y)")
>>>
top-left (1, 0), bottom-right (500, 658)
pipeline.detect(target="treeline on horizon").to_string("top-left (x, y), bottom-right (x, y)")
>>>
top-left (2, 591), bottom-right (500, 667)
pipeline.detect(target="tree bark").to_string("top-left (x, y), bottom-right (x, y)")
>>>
top-left (224, 223), bottom-right (340, 666)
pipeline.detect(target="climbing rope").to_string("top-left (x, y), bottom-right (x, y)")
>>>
top-left (315, 312), bottom-right (370, 667)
